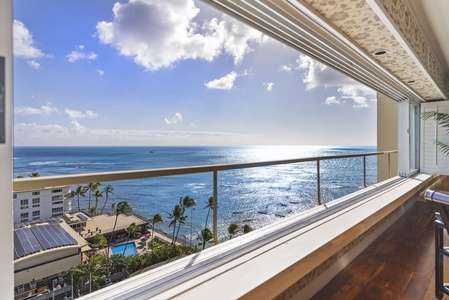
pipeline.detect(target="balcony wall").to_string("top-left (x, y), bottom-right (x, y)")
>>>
top-left (81, 174), bottom-right (435, 299)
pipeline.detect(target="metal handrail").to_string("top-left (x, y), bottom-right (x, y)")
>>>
top-left (13, 150), bottom-right (398, 244)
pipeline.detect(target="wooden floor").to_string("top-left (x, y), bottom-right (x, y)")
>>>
top-left (311, 198), bottom-right (449, 300)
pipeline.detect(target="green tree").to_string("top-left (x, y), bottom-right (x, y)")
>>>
top-left (93, 234), bottom-right (108, 248)
top-left (86, 182), bottom-right (101, 212)
top-left (122, 223), bottom-right (141, 256)
top-left (242, 224), bottom-right (253, 234)
top-left (168, 204), bottom-right (187, 253)
top-left (88, 206), bottom-right (98, 217)
top-left (108, 201), bottom-right (133, 255)
top-left (108, 254), bottom-right (129, 274)
top-left (93, 189), bottom-right (103, 211)
top-left (422, 111), bottom-right (449, 155)
top-left (179, 196), bottom-right (196, 246)
top-left (100, 185), bottom-right (114, 214)
top-left (16, 175), bottom-right (24, 178)
top-left (202, 196), bottom-right (214, 249)
top-left (197, 228), bottom-right (213, 250)
top-left (73, 185), bottom-right (88, 213)
top-left (80, 254), bottom-right (108, 293)
top-left (63, 265), bottom-right (86, 294)
top-left (29, 172), bottom-right (40, 177)
top-left (149, 213), bottom-right (164, 249)
top-left (227, 223), bottom-right (240, 239)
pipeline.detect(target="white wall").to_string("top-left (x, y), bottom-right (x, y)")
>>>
top-left (377, 93), bottom-right (399, 181)
top-left (421, 102), bottom-right (449, 175)
top-left (13, 187), bottom-right (71, 224)
top-left (0, 0), bottom-right (14, 298)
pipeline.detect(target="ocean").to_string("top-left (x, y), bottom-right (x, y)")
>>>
top-left (13, 146), bottom-right (377, 242)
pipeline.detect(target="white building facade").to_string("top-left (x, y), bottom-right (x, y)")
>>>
top-left (13, 186), bottom-right (72, 224)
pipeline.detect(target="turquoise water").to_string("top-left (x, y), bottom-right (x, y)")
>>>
top-left (111, 242), bottom-right (138, 257)
top-left (13, 146), bottom-right (377, 242)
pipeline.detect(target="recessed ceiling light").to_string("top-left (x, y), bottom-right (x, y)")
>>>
top-left (373, 50), bottom-right (387, 56)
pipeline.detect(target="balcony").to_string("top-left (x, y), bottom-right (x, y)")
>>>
top-left (14, 150), bottom-right (449, 299)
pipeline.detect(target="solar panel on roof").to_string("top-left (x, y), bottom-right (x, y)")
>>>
top-left (30, 226), bottom-right (53, 249)
top-left (14, 223), bottom-right (78, 260)
top-left (13, 231), bottom-right (25, 259)
top-left (77, 213), bottom-right (89, 221)
top-left (47, 224), bottom-right (66, 245)
top-left (14, 228), bottom-right (42, 258)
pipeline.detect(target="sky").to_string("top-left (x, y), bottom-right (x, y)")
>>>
top-left (12, 0), bottom-right (377, 147)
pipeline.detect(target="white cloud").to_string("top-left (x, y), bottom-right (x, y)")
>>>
top-left (297, 55), bottom-right (375, 107)
top-left (66, 46), bottom-right (98, 62)
top-left (14, 122), bottom-right (256, 146)
top-left (205, 71), bottom-right (237, 90)
top-left (13, 20), bottom-right (45, 59)
top-left (164, 112), bottom-right (183, 125)
top-left (64, 109), bottom-right (98, 120)
top-left (279, 65), bottom-right (292, 72)
top-left (15, 104), bottom-right (59, 116)
top-left (15, 123), bottom-right (70, 138)
top-left (97, 69), bottom-right (105, 76)
top-left (27, 60), bottom-right (41, 70)
top-left (264, 82), bottom-right (274, 92)
top-left (324, 96), bottom-right (343, 105)
top-left (96, 0), bottom-right (265, 71)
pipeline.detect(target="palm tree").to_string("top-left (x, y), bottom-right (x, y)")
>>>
top-left (88, 206), bottom-right (98, 217)
top-left (180, 196), bottom-right (196, 245)
top-left (73, 185), bottom-right (87, 212)
top-left (422, 111), bottom-right (449, 155)
top-left (93, 189), bottom-right (103, 211)
top-left (29, 172), bottom-right (40, 177)
top-left (198, 228), bottom-right (213, 250)
top-left (100, 185), bottom-right (114, 214)
top-left (108, 201), bottom-right (133, 255)
top-left (122, 223), bottom-right (141, 256)
top-left (242, 224), bottom-right (253, 234)
top-left (80, 254), bottom-right (107, 293)
top-left (203, 196), bottom-right (214, 232)
top-left (86, 182), bottom-right (101, 212)
top-left (93, 234), bottom-right (108, 249)
top-left (202, 196), bottom-right (215, 249)
top-left (227, 223), bottom-right (240, 239)
top-left (149, 213), bottom-right (164, 249)
top-left (63, 266), bottom-right (85, 294)
top-left (168, 204), bottom-right (187, 254)
top-left (16, 175), bottom-right (24, 178)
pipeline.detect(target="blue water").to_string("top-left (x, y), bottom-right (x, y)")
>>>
top-left (13, 146), bottom-right (377, 242)
top-left (111, 242), bottom-right (138, 257)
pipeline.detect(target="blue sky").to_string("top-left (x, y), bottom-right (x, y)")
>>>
top-left (13, 0), bottom-right (377, 146)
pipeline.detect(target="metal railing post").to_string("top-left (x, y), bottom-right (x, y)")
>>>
top-left (317, 160), bottom-right (321, 205)
top-left (363, 155), bottom-right (367, 188)
top-left (213, 171), bottom-right (218, 245)
top-left (388, 153), bottom-right (391, 178)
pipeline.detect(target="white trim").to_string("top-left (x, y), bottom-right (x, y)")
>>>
top-left (398, 102), bottom-right (410, 176)
top-left (0, 1), bottom-right (13, 299)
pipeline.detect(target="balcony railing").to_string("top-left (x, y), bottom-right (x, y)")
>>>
top-left (13, 150), bottom-right (397, 244)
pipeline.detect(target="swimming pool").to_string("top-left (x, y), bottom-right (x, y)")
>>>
top-left (111, 242), bottom-right (138, 257)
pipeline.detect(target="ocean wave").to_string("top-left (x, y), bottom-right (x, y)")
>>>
top-left (29, 161), bottom-right (60, 166)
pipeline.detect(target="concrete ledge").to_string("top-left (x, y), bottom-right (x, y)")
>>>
top-left (82, 174), bottom-right (434, 300)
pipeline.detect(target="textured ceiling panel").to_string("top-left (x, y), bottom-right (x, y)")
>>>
top-left (302, 0), bottom-right (446, 100)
